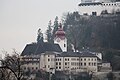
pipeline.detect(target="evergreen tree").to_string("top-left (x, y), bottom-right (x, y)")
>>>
top-left (37, 28), bottom-right (43, 44)
top-left (62, 11), bottom-right (120, 70)
top-left (52, 16), bottom-right (59, 38)
top-left (46, 20), bottom-right (53, 43)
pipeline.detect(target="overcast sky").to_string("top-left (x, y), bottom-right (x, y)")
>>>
top-left (0, 0), bottom-right (80, 56)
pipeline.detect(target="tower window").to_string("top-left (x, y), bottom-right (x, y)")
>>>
top-left (64, 44), bottom-right (66, 47)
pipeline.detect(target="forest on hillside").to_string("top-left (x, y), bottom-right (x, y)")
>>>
top-left (46, 12), bottom-right (120, 70)
top-left (62, 12), bottom-right (120, 70)
top-left (63, 12), bottom-right (120, 51)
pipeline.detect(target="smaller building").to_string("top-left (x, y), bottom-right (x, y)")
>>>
top-left (21, 55), bottom-right (40, 71)
top-left (99, 62), bottom-right (112, 72)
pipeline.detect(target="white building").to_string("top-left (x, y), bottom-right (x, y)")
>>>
top-left (78, 0), bottom-right (120, 15)
top-left (21, 51), bottom-right (99, 74)
top-left (36, 51), bottom-right (98, 73)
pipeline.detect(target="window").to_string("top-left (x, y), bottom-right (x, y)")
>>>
top-left (94, 59), bottom-right (96, 61)
top-left (59, 62), bottom-right (61, 65)
top-left (56, 67), bottom-right (58, 69)
top-left (68, 58), bottom-right (69, 61)
top-left (89, 62), bottom-right (91, 66)
top-left (75, 62), bottom-right (76, 66)
top-left (71, 62), bottom-right (73, 65)
top-left (56, 62), bottom-right (58, 65)
top-left (91, 59), bottom-right (93, 61)
top-left (65, 58), bottom-right (67, 61)
top-left (59, 67), bottom-right (61, 69)
top-left (84, 63), bottom-right (86, 66)
top-left (48, 65), bottom-right (50, 68)
top-left (60, 58), bottom-right (61, 61)
top-left (84, 58), bottom-right (86, 61)
top-left (94, 63), bottom-right (96, 66)
top-left (81, 63), bottom-right (83, 66)
top-left (81, 59), bottom-right (82, 61)
top-left (92, 12), bottom-right (97, 16)
top-left (65, 62), bottom-right (67, 65)
top-left (36, 67), bottom-right (38, 70)
top-left (48, 59), bottom-right (50, 61)
top-left (45, 65), bottom-right (46, 68)
top-left (64, 44), bottom-right (66, 47)
top-left (88, 58), bottom-right (90, 61)
top-left (92, 63), bottom-right (93, 66)
top-left (48, 55), bottom-right (50, 57)
top-left (71, 58), bottom-right (76, 61)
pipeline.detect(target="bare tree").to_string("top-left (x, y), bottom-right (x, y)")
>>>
top-left (0, 49), bottom-right (23, 80)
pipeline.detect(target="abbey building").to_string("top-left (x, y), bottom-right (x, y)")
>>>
top-left (20, 23), bottom-right (111, 76)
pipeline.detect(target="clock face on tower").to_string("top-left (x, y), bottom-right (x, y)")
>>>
top-left (56, 38), bottom-right (60, 42)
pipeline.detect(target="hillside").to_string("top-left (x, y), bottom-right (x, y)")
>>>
top-left (62, 12), bottom-right (120, 70)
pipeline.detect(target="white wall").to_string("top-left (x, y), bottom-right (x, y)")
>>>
top-left (40, 53), bottom-right (56, 72)
top-left (55, 57), bottom-right (64, 71)
top-left (78, 4), bottom-right (102, 15)
top-left (78, 2), bottom-right (120, 15)
top-left (80, 57), bottom-right (98, 72)
top-left (54, 38), bottom-right (67, 52)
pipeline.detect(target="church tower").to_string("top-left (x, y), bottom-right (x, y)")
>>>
top-left (54, 23), bottom-right (67, 52)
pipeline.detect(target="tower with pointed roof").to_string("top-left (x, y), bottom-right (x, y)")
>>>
top-left (54, 23), bottom-right (67, 52)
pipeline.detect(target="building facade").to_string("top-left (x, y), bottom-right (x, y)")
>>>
top-left (20, 23), bottom-right (111, 79)
top-left (21, 51), bottom-right (99, 74)
top-left (78, 0), bottom-right (120, 15)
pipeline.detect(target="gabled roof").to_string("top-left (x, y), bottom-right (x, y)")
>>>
top-left (21, 42), bottom-right (62, 56)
